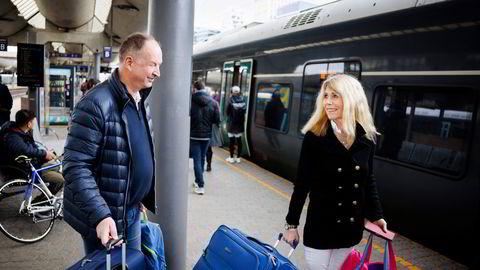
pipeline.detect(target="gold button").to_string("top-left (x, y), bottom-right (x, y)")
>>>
top-left (338, 186), bottom-right (343, 190)
top-left (354, 183), bottom-right (359, 188)
top-left (352, 201), bottom-right (357, 205)
top-left (337, 168), bottom-right (342, 172)
top-left (337, 219), bottom-right (341, 223)
top-left (338, 202), bottom-right (342, 206)
top-left (355, 165), bottom-right (360, 170)
top-left (350, 217), bottom-right (355, 222)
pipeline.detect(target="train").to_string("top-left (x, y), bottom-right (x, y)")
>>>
top-left (192, 0), bottom-right (480, 267)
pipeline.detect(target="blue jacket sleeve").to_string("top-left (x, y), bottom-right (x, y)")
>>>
top-left (4, 132), bottom-right (46, 160)
top-left (63, 98), bottom-right (111, 228)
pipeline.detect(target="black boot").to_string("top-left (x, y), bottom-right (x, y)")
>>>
top-left (206, 163), bottom-right (212, 172)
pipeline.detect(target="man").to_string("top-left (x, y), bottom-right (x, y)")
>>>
top-left (0, 78), bottom-right (13, 126)
top-left (63, 32), bottom-right (162, 254)
top-left (190, 80), bottom-right (220, 195)
top-left (226, 86), bottom-right (246, 163)
top-left (2, 110), bottom-right (63, 195)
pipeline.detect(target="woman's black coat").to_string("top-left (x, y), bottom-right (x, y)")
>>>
top-left (286, 122), bottom-right (383, 249)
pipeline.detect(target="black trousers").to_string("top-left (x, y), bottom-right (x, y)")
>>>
top-left (229, 137), bottom-right (242, 158)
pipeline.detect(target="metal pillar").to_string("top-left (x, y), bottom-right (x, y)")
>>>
top-left (148, 0), bottom-right (193, 269)
top-left (94, 52), bottom-right (101, 80)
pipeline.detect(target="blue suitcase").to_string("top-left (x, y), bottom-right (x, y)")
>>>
top-left (67, 238), bottom-right (145, 270)
top-left (194, 225), bottom-right (297, 270)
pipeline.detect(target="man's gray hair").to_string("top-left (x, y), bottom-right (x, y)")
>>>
top-left (119, 32), bottom-right (160, 61)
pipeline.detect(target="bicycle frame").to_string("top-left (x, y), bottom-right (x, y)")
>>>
top-left (22, 161), bottom-right (63, 219)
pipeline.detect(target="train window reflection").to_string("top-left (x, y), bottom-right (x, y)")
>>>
top-left (206, 69), bottom-right (222, 102)
top-left (299, 61), bottom-right (361, 133)
top-left (255, 83), bottom-right (291, 132)
top-left (374, 86), bottom-right (474, 177)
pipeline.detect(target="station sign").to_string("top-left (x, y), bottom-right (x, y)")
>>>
top-left (17, 43), bottom-right (44, 87)
top-left (103, 46), bottom-right (112, 59)
top-left (50, 52), bottom-right (82, 58)
top-left (0, 38), bottom-right (7, 51)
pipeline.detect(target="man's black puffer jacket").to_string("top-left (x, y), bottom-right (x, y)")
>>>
top-left (63, 69), bottom-right (156, 241)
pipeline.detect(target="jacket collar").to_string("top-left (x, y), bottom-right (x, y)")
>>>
top-left (108, 68), bottom-right (153, 108)
top-left (325, 121), bottom-right (371, 154)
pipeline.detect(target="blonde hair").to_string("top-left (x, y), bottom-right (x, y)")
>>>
top-left (301, 74), bottom-right (378, 143)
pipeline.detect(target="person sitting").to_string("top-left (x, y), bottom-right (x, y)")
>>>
top-left (2, 110), bottom-right (64, 196)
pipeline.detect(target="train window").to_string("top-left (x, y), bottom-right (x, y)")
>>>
top-left (299, 61), bottom-right (361, 133)
top-left (206, 69), bottom-right (222, 99)
top-left (374, 86), bottom-right (475, 176)
top-left (254, 83), bottom-right (292, 132)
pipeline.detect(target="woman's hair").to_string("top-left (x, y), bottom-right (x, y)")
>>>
top-left (301, 74), bottom-right (378, 143)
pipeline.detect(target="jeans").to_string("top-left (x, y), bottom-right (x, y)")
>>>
top-left (40, 160), bottom-right (64, 195)
top-left (83, 206), bottom-right (141, 255)
top-left (190, 139), bottom-right (209, 188)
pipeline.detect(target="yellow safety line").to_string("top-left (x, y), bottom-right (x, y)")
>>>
top-left (214, 151), bottom-right (421, 269)
top-left (219, 148), bottom-right (292, 185)
top-left (213, 155), bottom-right (291, 200)
top-left (360, 239), bottom-right (423, 269)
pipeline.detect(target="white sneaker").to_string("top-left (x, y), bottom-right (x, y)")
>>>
top-left (193, 182), bottom-right (199, 189)
top-left (226, 157), bottom-right (236, 163)
top-left (194, 187), bottom-right (205, 195)
top-left (235, 157), bottom-right (241, 163)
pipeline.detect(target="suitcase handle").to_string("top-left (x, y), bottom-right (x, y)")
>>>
top-left (106, 237), bottom-right (123, 252)
top-left (105, 237), bottom-right (127, 270)
top-left (274, 233), bottom-right (298, 258)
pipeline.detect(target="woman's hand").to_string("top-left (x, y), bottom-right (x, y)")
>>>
top-left (283, 228), bottom-right (300, 247)
top-left (373, 218), bottom-right (388, 233)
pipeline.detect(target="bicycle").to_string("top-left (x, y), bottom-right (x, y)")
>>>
top-left (0, 155), bottom-right (63, 243)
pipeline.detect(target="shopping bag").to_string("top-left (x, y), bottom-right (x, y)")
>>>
top-left (355, 234), bottom-right (397, 270)
top-left (341, 248), bottom-right (368, 270)
top-left (140, 212), bottom-right (167, 270)
top-left (210, 124), bottom-right (223, 147)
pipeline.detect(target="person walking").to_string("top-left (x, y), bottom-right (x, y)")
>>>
top-left (226, 86), bottom-right (246, 163)
top-left (283, 74), bottom-right (388, 270)
top-left (205, 87), bottom-right (221, 172)
top-left (190, 81), bottom-right (220, 195)
top-left (63, 32), bottom-right (163, 255)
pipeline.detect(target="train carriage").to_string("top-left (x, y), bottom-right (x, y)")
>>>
top-left (192, 0), bottom-right (480, 267)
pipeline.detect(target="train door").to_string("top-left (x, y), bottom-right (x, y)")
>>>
top-left (219, 59), bottom-right (253, 156)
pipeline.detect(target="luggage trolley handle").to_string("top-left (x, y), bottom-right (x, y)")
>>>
top-left (274, 233), bottom-right (298, 258)
top-left (106, 236), bottom-right (126, 270)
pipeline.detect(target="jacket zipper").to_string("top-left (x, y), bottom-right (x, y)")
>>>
top-left (121, 100), bottom-right (133, 239)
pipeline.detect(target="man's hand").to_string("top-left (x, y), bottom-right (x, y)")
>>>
top-left (139, 203), bottom-right (147, 213)
top-left (96, 217), bottom-right (122, 247)
top-left (45, 150), bottom-right (56, 161)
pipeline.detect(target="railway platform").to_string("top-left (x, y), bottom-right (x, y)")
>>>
top-left (0, 125), bottom-right (468, 269)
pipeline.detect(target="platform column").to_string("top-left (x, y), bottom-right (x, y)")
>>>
top-left (148, 0), bottom-right (193, 269)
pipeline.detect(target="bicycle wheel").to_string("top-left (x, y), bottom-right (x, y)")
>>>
top-left (0, 179), bottom-right (55, 243)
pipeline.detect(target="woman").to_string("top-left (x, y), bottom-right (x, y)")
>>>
top-left (284, 74), bottom-right (388, 269)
